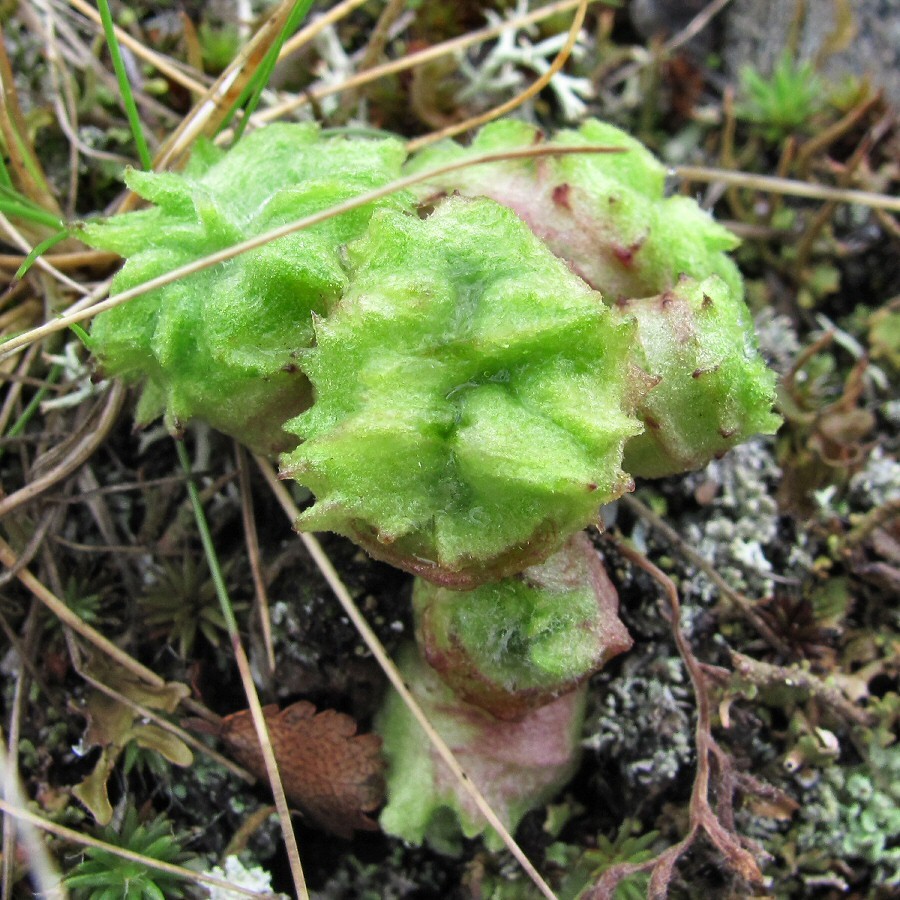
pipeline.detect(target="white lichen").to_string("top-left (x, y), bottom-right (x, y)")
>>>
top-left (456, 0), bottom-right (595, 122)
top-left (683, 439), bottom-right (785, 600)
top-left (205, 855), bottom-right (286, 898)
top-left (753, 309), bottom-right (801, 374)
top-left (848, 447), bottom-right (900, 508)
top-left (585, 654), bottom-right (693, 789)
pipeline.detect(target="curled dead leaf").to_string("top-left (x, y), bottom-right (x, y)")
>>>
top-left (72, 667), bottom-right (194, 824)
top-left (216, 701), bottom-right (385, 839)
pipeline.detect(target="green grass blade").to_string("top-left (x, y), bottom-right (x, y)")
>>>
top-left (0, 153), bottom-right (12, 189)
top-left (0, 363), bottom-right (62, 464)
top-left (15, 228), bottom-right (70, 280)
top-left (226, 0), bottom-right (315, 141)
top-left (0, 186), bottom-right (65, 230)
top-left (175, 441), bottom-right (238, 633)
top-left (96, 0), bottom-right (153, 170)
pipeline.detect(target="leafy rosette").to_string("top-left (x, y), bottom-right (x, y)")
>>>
top-left (81, 123), bottom-right (412, 455)
top-left (405, 117), bottom-right (742, 301)
top-left (406, 118), bottom-right (780, 475)
top-left (414, 533), bottom-right (632, 719)
top-left (377, 643), bottom-right (586, 854)
top-left (611, 275), bottom-right (781, 477)
top-left (281, 197), bottom-right (641, 587)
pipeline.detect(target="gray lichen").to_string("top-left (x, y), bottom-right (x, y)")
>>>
top-left (681, 438), bottom-right (787, 601)
top-left (584, 651), bottom-right (693, 792)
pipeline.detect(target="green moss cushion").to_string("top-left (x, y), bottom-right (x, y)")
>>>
top-left (281, 196), bottom-right (641, 587)
top-left (82, 123), bottom-right (412, 455)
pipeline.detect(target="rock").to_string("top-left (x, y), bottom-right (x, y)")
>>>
top-left (724, 0), bottom-right (900, 108)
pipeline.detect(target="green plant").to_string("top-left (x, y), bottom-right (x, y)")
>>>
top-left (737, 52), bottom-right (824, 141)
top-left (281, 195), bottom-right (641, 586)
top-left (65, 806), bottom-right (196, 899)
top-left (550, 819), bottom-right (660, 900)
top-left (198, 21), bottom-right (241, 74)
top-left (377, 535), bottom-right (633, 849)
top-left (411, 533), bottom-right (631, 719)
top-left (80, 123), bottom-right (412, 456)
top-left (137, 554), bottom-right (245, 658)
top-left (85, 117), bottom-right (780, 854)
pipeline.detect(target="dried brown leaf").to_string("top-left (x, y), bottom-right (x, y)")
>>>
top-left (219, 701), bottom-right (384, 839)
top-left (72, 669), bottom-right (194, 824)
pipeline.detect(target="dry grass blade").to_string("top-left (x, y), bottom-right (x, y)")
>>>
top-left (2, 608), bottom-right (38, 900)
top-left (0, 250), bottom-right (119, 273)
top-left (406, 0), bottom-right (589, 151)
top-left (177, 443), bottom-right (308, 900)
top-left (0, 212), bottom-right (87, 296)
top-left (260, 0), bottom-right (591, 124)
top-left (0, 343), bottom-right (41, 435)
top-left (236, 445), bottom-right (276, 675)
top-left (278, 0), bottom-right (371, 61)
top-left (674, 165), bottom-right (900, 212)
top-left (231, 633), bottom-right (310, 900)
top-left (151, 0), bottom-right (299, 173)
top-left (0, 382), bottom-right (125, 521)
top-left (0, 142), bottom-right (626, 362)
top-left (663, 0), bottom-right (735, 55)
top-left (0, 749), bottom-right (63, 898)
top-left (0, 798), bottom-right (274, 898)
top-left (256, 458), bottom-right (559, 900)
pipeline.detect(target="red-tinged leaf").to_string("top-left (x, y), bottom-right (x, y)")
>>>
top-left (218, 701), bottom-right (385, 839)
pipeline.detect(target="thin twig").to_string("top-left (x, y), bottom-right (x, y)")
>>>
top-left (621, 494), bottom-right (793, 656)
top-left (674, 164), bottom-right (900, 212)
top-left (844, 497), bottom-right (900, 547)
top-left (662, 0), bottom-right (735, 55)
top-left (602, 0), bottom-right (735, 91)
top-left (590, 539), bottom-right (763, 898)
top-left (730, 652), bottom-right (874, 727)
